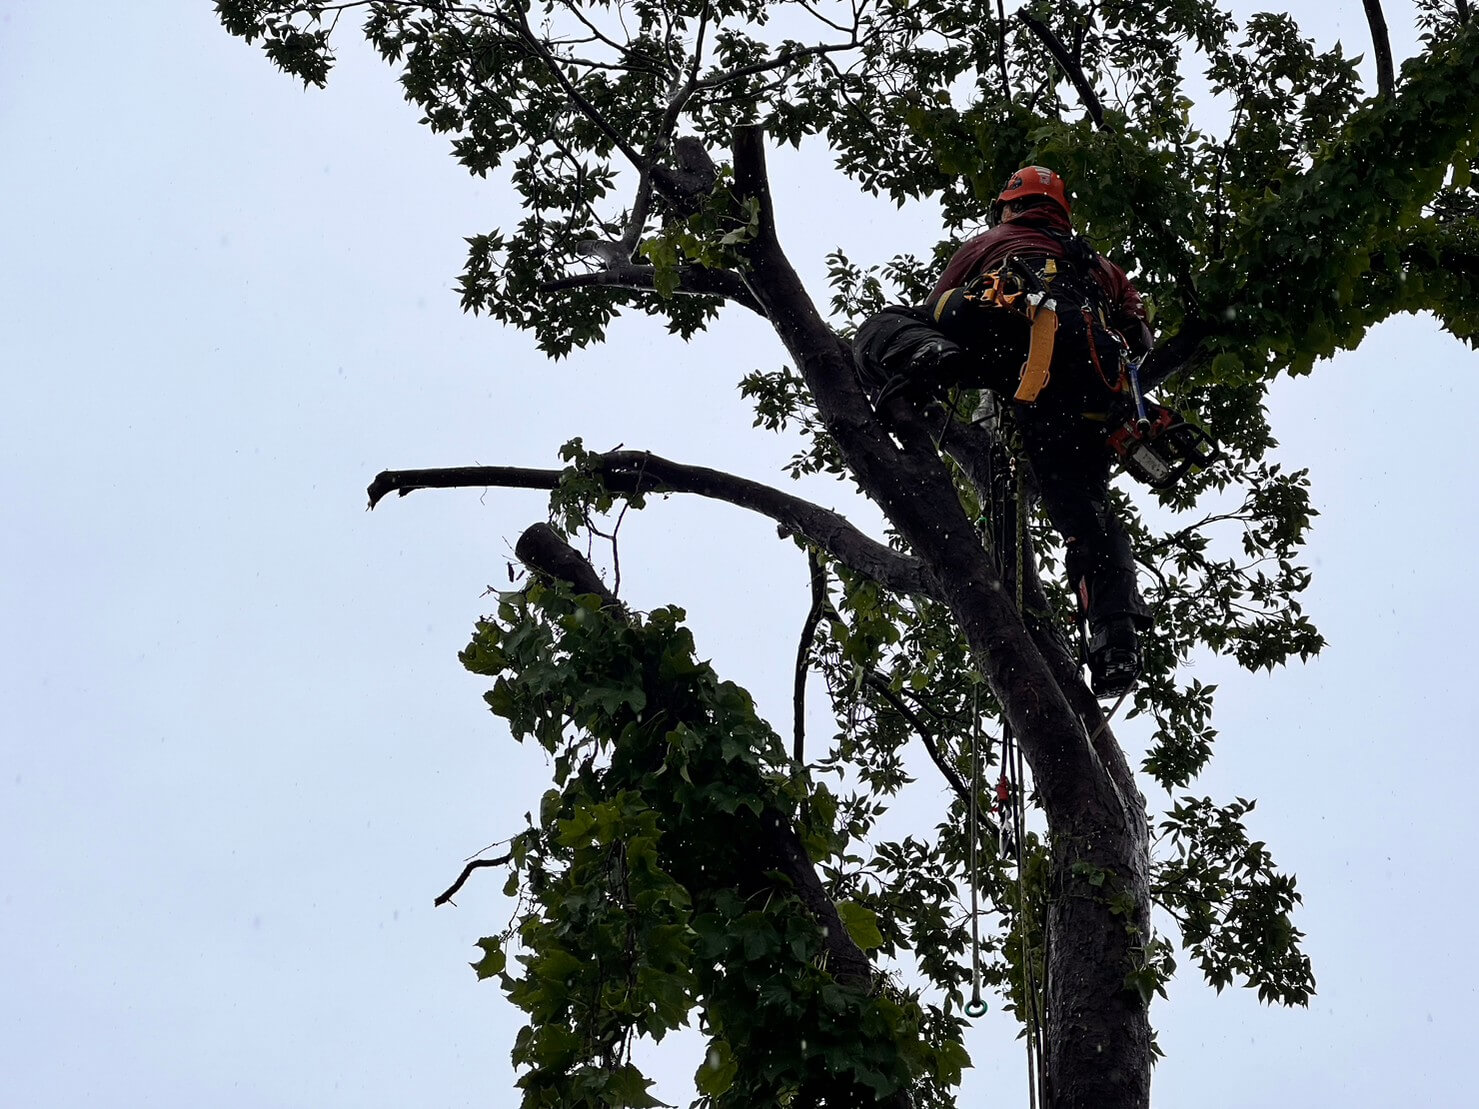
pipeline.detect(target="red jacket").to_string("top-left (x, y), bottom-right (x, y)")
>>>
top-left (929, 208), bottom-right (1154, 354)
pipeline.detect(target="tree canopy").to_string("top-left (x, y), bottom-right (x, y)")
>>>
top-left (219, 1), bottom-right (1479, 1106)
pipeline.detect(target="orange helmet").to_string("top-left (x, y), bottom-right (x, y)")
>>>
top-left (992, 165), bottom-right (1071, 222)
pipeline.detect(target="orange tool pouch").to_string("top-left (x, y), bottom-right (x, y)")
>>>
top-left (1013, 298), bottom-right (1058, 402)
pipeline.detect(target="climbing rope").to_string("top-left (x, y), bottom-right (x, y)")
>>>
top-left (1009, 722), bottom-right (1048, 1109)
top-left (975, 426), bottom-right (1049, 1108)
top-left (965, 679), bottom-right (988, 1020)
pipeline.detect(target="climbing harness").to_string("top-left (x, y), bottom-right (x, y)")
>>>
top-left (933, 257), bottom-right (1064, 403)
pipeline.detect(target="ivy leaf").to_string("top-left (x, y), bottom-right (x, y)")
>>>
top-left (835, 900), bottom-right (885, 951)
top-left (694, 1040), bottom-right (738, 1097)
top-left (604, 1064), bottom-right (672, 1108)
top-left (470, 938), bottom-right (506, 981)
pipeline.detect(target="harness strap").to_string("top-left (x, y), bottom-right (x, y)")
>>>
top-left (1083, 307), bottom-right (1126, 394)
top-left (1013, 298), bottom-right (1058, 402)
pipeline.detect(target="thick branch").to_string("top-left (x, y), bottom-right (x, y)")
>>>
top-left (1362, 0), bottom-right (1396, 98)
top-left (545, 251), bottom-right (765, 314)
top-left (1138, 315), bottom-right (1214, 391)
top-left (730, 125), bottom-right (1151, 1106)
top-left (1017, 12), bottom-right (1105, 129)
top-left (367, 451), bottom-right (938, 597)
top-left (514, 523), bottom-right (622, 606)
top-left (693, 40), bottom-right (860, 92)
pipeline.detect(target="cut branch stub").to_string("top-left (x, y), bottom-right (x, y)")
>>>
top-left (515, 522), bottom-right (620, 606)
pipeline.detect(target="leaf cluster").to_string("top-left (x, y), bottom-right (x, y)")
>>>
top-left (462, 581), bottom-right (970, 1105)
top-left (1154, 796), bottom-right (1315, 1006)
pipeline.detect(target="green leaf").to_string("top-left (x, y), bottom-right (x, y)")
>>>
top-left (605, 1064), bottom-right (672, 1108)
top-left (470, 938), bottom-right (505, 981)
top-left (835, 900), bottom-right (885, 951)
top-left (694, 1040), bottom-right (738, 1097)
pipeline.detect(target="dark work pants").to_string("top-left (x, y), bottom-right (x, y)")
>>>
top-left (1013, 405), bottom-right (1149, 627)
top-left (853, 306), bottom-right (1150, 629)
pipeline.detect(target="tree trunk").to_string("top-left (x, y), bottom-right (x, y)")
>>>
top-left (1045, 799), bottom-right (1152, 1107)
top-left (730, 125), bottom-right (1154, 1108)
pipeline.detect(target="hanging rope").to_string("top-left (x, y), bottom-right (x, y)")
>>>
top-left (965, 678), bottom-right (988, 1020)
top-left (973, 425), bottom-right (1047, 1108)
top-left (970, 399), bottom-right (1154, 1107)
top-left (1012, 463), bottom-right (1050, 1106)
top-left (968, 413), bottom-right (1078, 1109)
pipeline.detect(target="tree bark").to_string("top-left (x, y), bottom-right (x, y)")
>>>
top-left (1362, 0), bottom-right (1396, 98)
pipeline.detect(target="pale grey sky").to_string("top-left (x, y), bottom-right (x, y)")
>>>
top-left (3, 2), bottom-right (1475, 1106)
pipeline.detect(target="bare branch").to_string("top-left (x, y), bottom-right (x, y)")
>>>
top-left (503, 5), bottom-right (648, 172)
top-left (366, 451), bottom-right (939, 597)
top-left (995, 0), bottom-right (1012, 101)
top-left (793, 0), bottom-right (856, 36)
top-left (542, 253), bottom-right (767, 314)
top-left (864, 674), bottom-right (975, 808)
top-left (434, 851), bottom-right (513, 907)
top-left (1016, 11), bottom-right (1105, 129)
top-left (1362, 0), bottom-right (1396, 98)
top-left (793, 551), bottom-right (828, 764)
top-left (693, 40), bottom-right (861, 93)
top-left (561, 3), bottom-right (661, 71)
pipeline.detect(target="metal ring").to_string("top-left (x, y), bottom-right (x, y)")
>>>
top-left (965, 999), bottom-right (988, 1018)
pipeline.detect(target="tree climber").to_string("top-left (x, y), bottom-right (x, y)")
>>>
top-left (853, 166), bottom-right (1154, 698)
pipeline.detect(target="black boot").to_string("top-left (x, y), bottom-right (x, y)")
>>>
top-left (1086, 615), bottom-right (1141, 699)
top-left (874, 338), bottom-right (961, 409)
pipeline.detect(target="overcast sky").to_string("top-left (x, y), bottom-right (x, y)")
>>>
top-left (4, 2), bottom-right (1476, 1106)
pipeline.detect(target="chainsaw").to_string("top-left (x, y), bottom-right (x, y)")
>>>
top-left (1108, 362), bottom-right (1222, 489)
